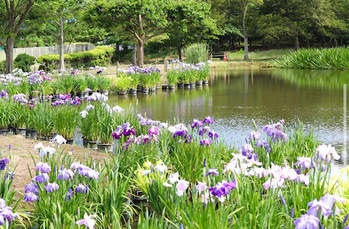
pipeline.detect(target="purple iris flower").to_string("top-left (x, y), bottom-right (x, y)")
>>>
top-left (208, 180), bottom-right (237, 197)
top-left (290, 207), bottom-right (294, 218)
top-left (205, 168), bottom-right (219, 176)
top-left (294, 214), bottom-right (319, 229)
top-left (24, 192), bottom-right (38, 202)
top-left (203, 158), bottom-right (207, 167)
top-left (75, 184), bottom-right (89, 194)
top-left (25, 182), bottom-right (39, 194)
top-left (148, 126), bottom-right (159, 136)
top-left (249, 131), bottom-right (261, 140)
top-left (200, 139), bottom-right (212, 146)
top-left (0, 90), bottom-right (9, 100)
top-left (65, 188), bottom-right (73, 201)
top-left (208, 131), bottom-right (219, 139)
top-left (58, 169), bottom-right (74, 180)
top-left (32, 174), bottom-right (49, 183)
top-left (0, 159), bottom-right (9, 170)
top-left (203, 116), bottom-right (214, 124)
top-left (36, 162), bottom-right (51, 173)
top-left (44, 182), bottom-right (59, 192)
top-left (191, 119), bottom-right (203, 129)
top-left (255, 140), bottom-right (271, 153)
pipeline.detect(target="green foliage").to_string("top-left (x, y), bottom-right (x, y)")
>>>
top-left (54, 104), bottom-right (80, 140)
top-left (275, 47), bottom-right (349, 70)
top-left (0, 60), bottom-right (6, 73)
top-left (114, 74), bottom-right (132, 91)
top-left (14, 53), bottom-right (36, 72)
top-left (184, 43), bottom-right (209, 64)
top-left (37, 46), bottom-right (115, 71)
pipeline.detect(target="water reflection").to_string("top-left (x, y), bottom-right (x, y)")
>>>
top-left (108, 69), bottom-right (348, 172)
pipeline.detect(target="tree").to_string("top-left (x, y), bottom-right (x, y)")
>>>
top-left (237, 0), bottom-right (263, 60)
top-left (166, 0), bottom-right (217, 60)
top-left (34, 0), bottom-right (86, 71)
top-left (0, 0), bottom-right (35, 73)
top-left (87, 0), bottom-right (174, 67)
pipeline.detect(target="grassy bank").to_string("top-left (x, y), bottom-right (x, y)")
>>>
top-left (275, 47), bottom-right (349, 70)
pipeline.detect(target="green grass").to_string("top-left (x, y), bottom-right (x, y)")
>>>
top-left (226, 49), bottom-right (292, 61)
top-left (274, 47), bottom-right (349, 70)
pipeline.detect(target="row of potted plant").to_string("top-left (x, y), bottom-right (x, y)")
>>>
top-left (115, 66), bottom-right (161, 95)
top-left (166, 61), bottom-right (210, 89)
top-left (0, 93), bottom-right (128, 152)
top-left (0, 68), bottom-right (112, 99)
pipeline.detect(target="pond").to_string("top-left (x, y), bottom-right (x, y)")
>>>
top-left (108, 68), bottom-right (349, 174)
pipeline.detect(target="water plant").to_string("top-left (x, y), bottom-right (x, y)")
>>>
top-left (274, 47), bottom-right (349, 70)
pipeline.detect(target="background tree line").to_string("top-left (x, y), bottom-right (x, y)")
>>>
top-left (0, 0), bottom-right (348, 72)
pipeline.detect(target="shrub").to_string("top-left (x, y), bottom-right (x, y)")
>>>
top-left (37, 46), bottom-right (115, 71)
top-left (184, 43), bottom-right (209, 64)
top-left (14, 53), bottom-right (36, 72)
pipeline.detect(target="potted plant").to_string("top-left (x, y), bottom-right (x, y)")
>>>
top-left (96, 108), bottom-right (116, 152)
top-left (0, 100), bottom-right (14, 136)
top-left (166, 69), bottom-right (178, 90)
top-left (97, 77), bottom-right (111, 96)
top-left (31, 103), bottom-right (55, 140)
top-left (53, 104), bottom-right (79, 144)
top-left (114, 74), bottom-right (131, 95)
top-left (78, 103), bottom-right (99, 149)
top-left (129, 74), bottom-right (139, 94)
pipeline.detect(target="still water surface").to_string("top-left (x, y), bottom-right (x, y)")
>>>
top-left (109, 68), bottom-right (349, 173)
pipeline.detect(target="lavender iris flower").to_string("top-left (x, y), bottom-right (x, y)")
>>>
top-left (32, 174), bottom-right (49, 183)
top-left (200, 139), bottom-right (212, 146)
top-left (76, 184), bottom-right (89, 194)
top-left (0, 159), bottom-right (9, 170)
top-left (44, 182), bottom-right (59, 192)
top-left (25, 182), bottom-right (39, 194)
top-left (58, 169), bottom-right (74, 180)
top-left (24, 192), bottom-right (39, 202)
top-left (205, 168), bottom-right (219, 176)
top-left (208, 180), bottom-right (237, 198)
top-left (294, 214), bottom-right (319, 229)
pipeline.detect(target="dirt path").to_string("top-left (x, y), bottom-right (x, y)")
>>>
top-left (0, 135), bottom-right (109, 195)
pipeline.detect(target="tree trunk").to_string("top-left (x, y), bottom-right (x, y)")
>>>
top-left (243, 5), bottom-right (249, 60)
top-left (4, 38), bottom-right (15, 74)
top-left (137, 40), bottom-right (144, 67)
top-left (178, 46), bottom-right (184, 60)
top-left (59, 17), bottom-right (65, 71)
top-left (294, 35), bottom-right (300, 50)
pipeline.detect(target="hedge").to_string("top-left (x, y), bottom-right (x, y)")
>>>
top-left (37, 46), bottom-right (115, 72)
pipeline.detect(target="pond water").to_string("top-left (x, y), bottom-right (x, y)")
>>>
top-left (108, 68), bottom-right (349, 174)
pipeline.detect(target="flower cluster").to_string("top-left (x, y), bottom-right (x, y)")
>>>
top-left (208, 180), bottom-right (237, 202)
top-left (34, 143), bottom-right (56, 157)
top-left (112, 122), bottom-right (136, 140)
top-left (0, 198), bottom-right (19, 226)
top-left (162, 172), bottom-right (190, 197)
top-left (262, 119), bottom-right (288, 142)
top-left (0, 158), bottom-right (9, 171)
top-left (137, 114), bottom-right (168, 128)
top-left (85, 92), bottom-right (108, 102)
top-left (294, 194), bottom-right (346, 228)
top-left (51, 94), bottom-right (81, 106)
top-left (13, 93), bottom-right (28, 103)
top-left (24, 161), bottom-right (99, 203)
top-left (0, 90), bottom-right (9, 100)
